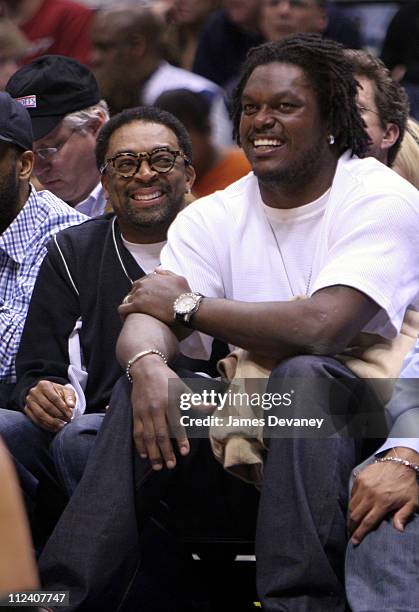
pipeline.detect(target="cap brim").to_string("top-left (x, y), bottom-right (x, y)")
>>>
top-left (0, 133), bottom-right (32, 151)
top-left (31, 114), bottom-right (64, 141)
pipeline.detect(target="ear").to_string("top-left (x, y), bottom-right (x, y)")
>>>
top-left (18, 150), bottom-right (34, 181)
top-left (184, 164), bottom-right (196, 193)
top-left (316, 7), bottom-right (328, 33)
top-left (380, 122), bottom-right (400, 151)
top-left (86, 111), bottom-right (108, 137)
top-left (100, 172), bottom-right (110, 199)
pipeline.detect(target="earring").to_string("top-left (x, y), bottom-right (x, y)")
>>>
top-left (328, 134), bottom-right (335, 145)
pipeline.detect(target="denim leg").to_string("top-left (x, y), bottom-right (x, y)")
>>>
top-left (51, 413), bottom-right (105, 497)
top-left (256, 355), bottom-right (369, 612)
top-left (346, 514), bottom-right (419, 611)
top-left (0, 408), bottom-right (57, 502)
top-left (39, 377), bottom-right (167, 612)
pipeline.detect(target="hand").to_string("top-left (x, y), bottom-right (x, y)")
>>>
top-left (118, 269), bottom-right (191, 325)
top-left (24, 381), bottom-right (75, 432)
top-left (348, 459), bottom-right (419, 545)
top-left (130, 355), bottom-right (191, 469)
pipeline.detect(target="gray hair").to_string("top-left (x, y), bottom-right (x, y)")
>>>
top-left (63, 99), bottom-right (110, 132)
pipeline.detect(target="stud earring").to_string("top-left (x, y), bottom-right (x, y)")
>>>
top-left (328, 134), bottom-right (335, 145)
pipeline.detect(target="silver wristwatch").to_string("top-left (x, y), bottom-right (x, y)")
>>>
top-left (173, 292), bottom-right (204, 327)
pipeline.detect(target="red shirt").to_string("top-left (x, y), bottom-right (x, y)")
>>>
top-left (21, 0), bottom-right (94, 66)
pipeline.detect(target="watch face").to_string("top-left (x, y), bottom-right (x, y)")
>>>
top-left (176, 294), bottom-right (197, 314)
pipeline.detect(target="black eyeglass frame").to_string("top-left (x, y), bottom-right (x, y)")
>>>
top-left (100, 147), bottom-right (191, 178)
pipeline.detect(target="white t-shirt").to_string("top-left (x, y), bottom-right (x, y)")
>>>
top-left (121, 238), bottom-right (166, 274)
top-left (262, 188), bottom-right (330, 298)
top-left (160, 152), bottom-right (419, 358)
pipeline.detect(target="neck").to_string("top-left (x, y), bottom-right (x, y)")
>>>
top-left (67, 175), bottom-right (100, 208)
top-left (259, 152), bottom-right (339, 209)
top-left (120, 226), bottom-right (167, 245)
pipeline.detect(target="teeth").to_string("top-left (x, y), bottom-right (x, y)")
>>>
top-left (253, 139), bottom-right (282, 147)
top-left (132, 191), bottom-right (162, 201)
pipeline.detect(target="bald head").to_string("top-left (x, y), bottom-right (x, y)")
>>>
top-left (91, 7), bottom-right (165, 114)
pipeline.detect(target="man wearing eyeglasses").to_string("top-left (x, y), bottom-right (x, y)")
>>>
top-left (0, 105), bottom-right (196, 550)
top-left (345, 49), bottom-right (409, 169)
top-left (6, 55), bottom-right (109, 218)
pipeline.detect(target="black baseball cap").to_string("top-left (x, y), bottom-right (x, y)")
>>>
top-left (0, 91), bottom-right (33, 151)
top-left (6, 55), bottom-right (100, 141)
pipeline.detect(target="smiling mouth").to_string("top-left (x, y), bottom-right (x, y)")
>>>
top-left (130, 190), bottom-right (163, 202)
top-left (252, 138), bottom-right (283, 148)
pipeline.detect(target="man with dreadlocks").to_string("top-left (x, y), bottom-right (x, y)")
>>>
top-left (38, 35), bottom-right (419, 611)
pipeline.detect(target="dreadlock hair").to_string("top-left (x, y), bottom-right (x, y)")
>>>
top-left (231, 33), bottom-right (369, 158)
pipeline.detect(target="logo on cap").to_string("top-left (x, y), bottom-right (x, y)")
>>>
top-left (16, 95), bottom-right (37, 108)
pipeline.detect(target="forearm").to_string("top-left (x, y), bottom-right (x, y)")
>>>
top-left (116, 313), bottom-right (180, 368)
top-left (191, 288), bottom-right (378, 359)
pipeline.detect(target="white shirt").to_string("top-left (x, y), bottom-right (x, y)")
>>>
top-left (161, 152), bottom-right (419, 358)
top-left (142, 61), bottom-right (233, 148)
top-left (121, 238), bottom-right (165, 274)
top-left (76, 183), bottom-right (106, 218)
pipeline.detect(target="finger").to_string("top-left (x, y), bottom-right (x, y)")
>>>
top-left (26, 393), bottom-right (71, 422)
top-left (60, 387), bottom-right (76, 411)
top-left (347, 497), bottom-right (371, 534)
top-left (149, 407), bottom-right (176, 469)
top-left (351, 507), bottom-right (384, 545)
top-left (393, 502), bottom-right (417, 532)
top-left (141, 416), bottom-right (164, 470)
top-left (133, 418), bottom-right (147, 459)
top-left (24, 404), bottom-right (66, 433)
top-left (43, 384), bottom-right (73, 420)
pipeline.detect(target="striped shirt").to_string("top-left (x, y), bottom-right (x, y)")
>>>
top-left (0, 187), bottom-right (86, 383)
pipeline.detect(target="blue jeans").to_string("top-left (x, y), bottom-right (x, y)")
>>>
top-left (346, 456), bottom-right (419, 611)
top-left (39, 358), bottom-right (377, 611)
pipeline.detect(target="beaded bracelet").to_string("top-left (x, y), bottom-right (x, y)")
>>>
top-left (375, 456), bottom-right (419, 477)
top-left (126, 349), bottom-right (168, 383)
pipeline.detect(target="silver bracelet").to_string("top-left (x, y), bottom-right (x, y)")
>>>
top-left (126, 349), bottom-right (168, 383)
top-left (375, 456), bottom-right (419, 477)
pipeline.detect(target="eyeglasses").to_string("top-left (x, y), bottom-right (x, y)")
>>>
top-left (100, 148), bottom-right (190, 178)
top-left (34, 130), bottom-right (76, 163)
top-left (357, 105), bottom-right (380, 117)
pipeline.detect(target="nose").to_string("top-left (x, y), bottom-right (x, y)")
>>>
top-left (253, 106), bottom-right (276, 130)
top-left (277, 0), bottom-right (291, 16)
top-left (133, 159), bottom-right (158, 182)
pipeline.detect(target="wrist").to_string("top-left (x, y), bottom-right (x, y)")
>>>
top-left (126, 350), bottom-right (168, 383)
top-left (387, 447), bottom-right (419, 463)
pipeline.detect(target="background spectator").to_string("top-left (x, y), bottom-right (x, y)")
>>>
top-left (345, 49), bottom-right (409, 167)
top-left (155, 89), bottom-right (251, 198)
top-left (381, 1), bottom-right (419, 120)
top-left (7, 55), bottom-right (109, 216)
top-left (0, 18), bottom-right (29, 90)
top-left (164, 0), bottom-right (220, 70)
top-left (393, 118), bottom-right (419, 189)
top-left (90, 6), bottom-right (233, 147)
top-left (0, 0), bottom-right (94, 66)
top-left (260, 0), bottom-right (328, 43)
top-left (192, 0), bottom-right (264, 94)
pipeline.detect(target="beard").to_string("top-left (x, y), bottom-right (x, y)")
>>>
top-left (0, 168), bottom-right (21, 235)
top-left (254, 136), bottom-right (330, 191)
top-left (121, 194), bottom-right (184, 234)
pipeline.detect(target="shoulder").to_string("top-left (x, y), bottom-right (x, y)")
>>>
top-left (333, 154), bottom-right (419, 211)
top-left (153, 62), bottom-right (221, 95)
top-left (52, 213), bottom-right (114, 249)
top-left (171, 172), bottom-right (257, 232)
top-left (30, 189), bottom-right (86, 236)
